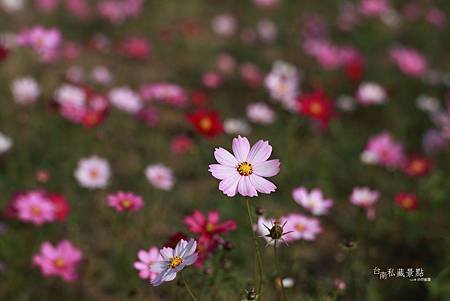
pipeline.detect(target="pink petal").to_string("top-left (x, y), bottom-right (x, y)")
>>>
top-left (249, 175), bottom-right (277, 194)
top-left (134, 262), bottom-right (147, 270)
top-left (207, 211), bottom-right (220, 224)
top-left (214, 148), bottom-right (239, 167)
top-left (208, 164), bottom-right (237, 180)
top-left (253, 159), bottom-right (280, 177)
top-left (232, 136), bottom-right (250, 162)
top-left (247, 140), bottom-right (272, 164)
top-left (219, 174), bottom-right (241, 197)
top-left (138, 251), bottom-right (150, 263)
top-left (238, 176), bottom-right (258, 197)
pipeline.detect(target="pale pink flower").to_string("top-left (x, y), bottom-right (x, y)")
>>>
top-left (139, 82), bottom-right (188, 108)
top-left (202, 71), bottom-right (222, 88)
top-left (283, 214), bottom-right (322, 241)
top-left (209, 136), bottom-right (280, 197)
top-left (74, 156), bottom-right (111, 189)
top-left (361, 132), bottom-right (405, 168)
top-left (390, 47), bottom-right (427, 77)
top-left (33, 240), bottom-right (83, 282)
top-left (356, 82), bottom-right (387, 105)
top-left (350, 187), bottom-right (379, 220)
top-left (107, 191), bottom-right (143, 212)
top-left (109, 86), bottom-right (143, 114)
top-left (216, 53), bottom-right (236, 74)
top-left (10, 77), bottom-right (41, 105)
top-left (17, 26), bottom-right (61, 61)
top-left (54, 84), bottom-right (86, 122)
top-left (223, 118), bottom-right (251, 135)
top-left (257, 19), bottom-right (278, 42)
top-left (35, 0), bottom-right (59, 13)
top-left (211, 14), bottom-right (237, 37)
top-left (252, 0), bottom-right (279, 8)
top-left (145, 164), bottom-right (175, 191)
top-left (246, 102), bottom-right (276, 124)
top-left (264, 61), bottom-right (299, 111)
top-left (15, 191), bottom-right (55, 225)
top-left (134, 247), bottom-right (161, 281)
top-left (91, 65), bottom-right (112, 85)
top-left (292, 187), bottom-right (333, 216)
top-left (65, 0), bottom-right (90, 18)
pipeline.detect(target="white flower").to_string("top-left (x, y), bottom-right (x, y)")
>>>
top-left (416, 95), bottom-right (440, 113)
top-left (0, 0), bottom-right (25, 13)
top-left (145, 164), bottom-right (175, 190)
top-left (356, 82), bottom-right (387, 105)
top-left (224, 118), bottom-right (251, 135)
top-left (109, 87), bottom-right (143, 114)
top-left (264, 61), bottom-right (300, 111)
top-left (10, 77), bottom-right (41, 105)
top-left (74, 156), bottom-right (111, 189)
top-left (0, 132), bottom-right (12, 154)
top-left (246, 102), bottom-right (276, 124)
top-left (91, 66), bottom-right (112, 85)
top-left (54, 84), bottom-right (86, 108)
top-left (257, 19), bottom-right (277, 42)
top-left (150, 239), bottom-right (198, 286)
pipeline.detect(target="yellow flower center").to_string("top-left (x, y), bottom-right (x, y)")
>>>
top-left (199, 117), bottom-right (212, 130)
top-left (31, 206), bottom-right (41, 216)
top-left (402, 198), bottom-right (414, 209)
top-left (53, 258), bottom-right (65, 269)
top-left (309, 102), bottom-right (323, 114)
top-left (168, 256), bottom-right (183, 269)
top-left (295, 223), bottom-right (306, 232)
top-left (89, 169), bottom-right (99, 179)
top-left (410, 160), bottom-right (425, 173)
top-left (237, 162), bottom-right (253, 176)
top-left (121, 199), bottom-right (132, 208)
top-left (206, 223), bottom-right (215, 233)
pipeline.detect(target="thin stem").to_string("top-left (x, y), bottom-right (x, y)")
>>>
top-left (274, 240), bottom-right (287, 301)
top-left (181, 271), bottom-right (198, 301)
top-left (245, 198), bottom-right (264, 299)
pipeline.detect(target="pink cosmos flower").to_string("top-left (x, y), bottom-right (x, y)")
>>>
top-left (150, 239), bottom-right (198, 286)
top-left (246, 102), bottom-right (276, 124)
top-left (390, 47), bottom-right (427, 77)
top-left (10, 77), bottom-right (41, 105)
top-left (292, 187), bottom-right (333, 216)
top-left (133, 247), bottom-right (161, 281)
top-left (14, 191), bottom-right (55, 225)
top-left (65, 0), bottom-right (90, 18)
top-left (35, 0), bottom-right (59, 13)
top-left (264, 61), bottom-right (299, 111)
top-left (202, 72), bottom-right (222, 89)
top-left (139, 82), bottom-right (188, 108)
top-left (361, 132), bottom-right (405, 169)
top-left (33, 240), bottom-right (83, 282)
top-left (107, 191), bottom-right (144, 212)
top-left (209, 136), bottom-right (280, 197)
top-left (145, 164), bottom-right (175, 191)
top-left (283, 214), bottom-right (322, 241)
top-left (17, 26), bottom-right (61, 61)
top-left (74, 156), bottom-right (111, 189)
top-left (170, 135), bottom-right (193, 155)
top-left (360, 0), bottom-right (390, 17)
top-left (184, 210), bottom-right (237, 239)
top-left (350, 187), bottom-right (380, 220)
top-left (252, 0), bottom-right (279, 8)
top-left (211, 14), bottom-right (237, 37)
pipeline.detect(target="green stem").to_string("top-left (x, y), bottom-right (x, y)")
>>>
top-left (245, 198), bottom-right (264, 299)
top-left (181, 271), bottom-right (198, 301)
top-left (274, 240), bottom-right (287, 301)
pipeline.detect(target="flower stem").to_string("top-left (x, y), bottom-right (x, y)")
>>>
top-left (274, 240), bottom-right (287, 301)
top-left (245, 198), bottom-right (264, 299)
top-left (181, 271), bottom-right (198, 301)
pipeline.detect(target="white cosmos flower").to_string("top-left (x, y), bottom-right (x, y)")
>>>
top-left (74, 156), bottom-right (111, 189)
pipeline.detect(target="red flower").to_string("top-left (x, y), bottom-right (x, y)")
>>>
top-left (0, 44), bottom-right (9, 62)
top-left (184, 210), bottom-right (237, 239)
top-left (298, 90), bottom-right (335, 128)
top-left (395, 193), bottom-right (418, 211)
top-left (48, 194), bottom-right (70, 221)
top-left (403, 155), bottom-right (432, 177)
top-left (164, 232), bottom-right (187, 249)
top-left (187, 109), bottom-right (223, 138)
top-left (191, 90), bottom-right (210, 107)
top-left (344, 57), bottom-right (364, 82)
top-left (118, 37), bottom-right (151, 60)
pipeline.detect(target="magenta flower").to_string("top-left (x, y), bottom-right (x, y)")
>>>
top-left (14, 191), bottom-right (55, 225)
top-left (184, 210), bottom-right (237, 239)
top-left (150, 239), bottom-right (198, 286)
top-left (282, 214), bottom-right (322, 241)
top-left (133, 247), bottom-right (161, 281)
top-left (390, 47), bottom-right (427, 77)
top-left (292, 187), bottom-right (333, 216)
top-left (107, 191), bottom-right (144, 212)
top-left (209, 136), bottom-right (280, 197)
top-left (33, 240), bottom-right (83, 282)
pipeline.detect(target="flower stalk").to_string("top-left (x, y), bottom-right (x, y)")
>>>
top-left (181, 271), bottom-right (199, 301)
